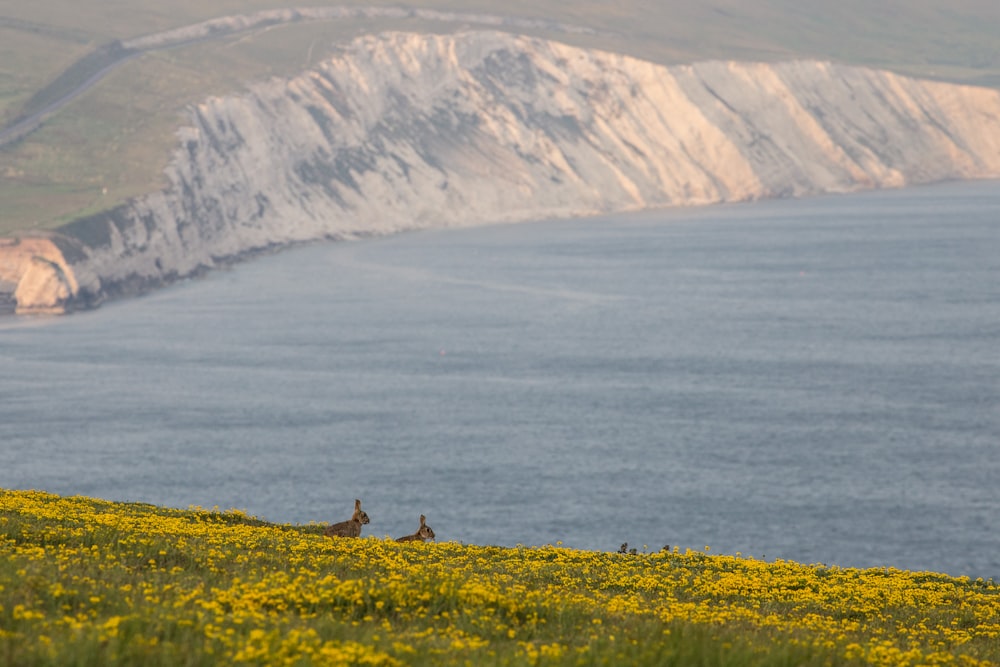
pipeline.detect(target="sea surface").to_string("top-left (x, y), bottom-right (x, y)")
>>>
top-left (2, 180), bottom-right (998, 578)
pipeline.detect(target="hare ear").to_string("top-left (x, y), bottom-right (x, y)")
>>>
top-left (419, 514), bottom-right (426, 525)
top-left (355, 499), bottom-right (362, 510)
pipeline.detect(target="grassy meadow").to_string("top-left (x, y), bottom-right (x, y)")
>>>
top-left (1, 488), bottom-right (998, 666)
top-left (2, 1), bottom-right (1000, 235)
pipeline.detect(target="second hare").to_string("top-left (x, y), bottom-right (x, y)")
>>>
top-left (396, 514), bottom-right (435, 542)
top-left (324, 499), bottom-right (370, 538)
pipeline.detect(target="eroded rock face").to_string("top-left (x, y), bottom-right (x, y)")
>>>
top-left (3, 31), bottom-right (1000, 313)
top-left (0, 236), bottom-right (99, 314)
top-left (14, 257), bottom-right (73, 314)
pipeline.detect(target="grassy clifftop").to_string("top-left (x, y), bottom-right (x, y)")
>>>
top-left (2, 1), bottom-right (1000, 236)
top-left (2, 489), bottom-right (998, 666)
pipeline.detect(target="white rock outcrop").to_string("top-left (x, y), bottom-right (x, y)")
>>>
top-left (4, 31), bottom-right (1000, 313)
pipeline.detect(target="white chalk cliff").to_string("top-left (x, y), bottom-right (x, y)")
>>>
top-left (4, 31), bottom-right (1000, 313)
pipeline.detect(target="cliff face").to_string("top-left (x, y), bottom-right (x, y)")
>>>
top-left (5, 31), bottom-right (1000, 313)
top-left (0, 235), bottom-right (100, 314)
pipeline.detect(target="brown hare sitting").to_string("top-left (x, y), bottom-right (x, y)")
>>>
top-left (396, 514), bottom-right (435, 542)
top-left (324, 499), bottom-right (370, 538)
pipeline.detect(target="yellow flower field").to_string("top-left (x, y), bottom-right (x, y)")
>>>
top-left (1, 489), bottom-right (998, 666)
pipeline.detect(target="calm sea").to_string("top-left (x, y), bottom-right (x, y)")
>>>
top-left (2, 181), bottom-right (998, 578)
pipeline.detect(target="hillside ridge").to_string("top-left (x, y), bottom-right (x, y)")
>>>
top-left (3, 31), bottom-right (1000, 314)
